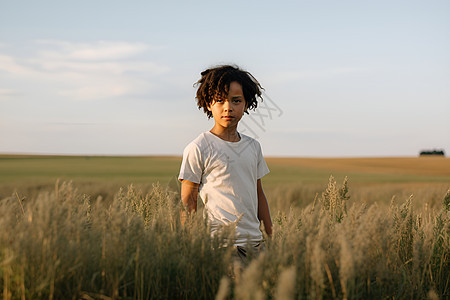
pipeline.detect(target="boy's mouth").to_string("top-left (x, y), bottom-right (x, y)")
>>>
top-left (222, 116), bottom-right (234, 120)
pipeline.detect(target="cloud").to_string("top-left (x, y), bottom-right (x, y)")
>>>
top-left (0, 89), bottom-right (18, 95)
top-left (0, 40), bottom-right (169, 100)
top-left (35, 40), bottom-right (157, 61)
top-left (0, 55), bottom-right (38, 77)
top-left (0, 88), bottom-right (20, 101)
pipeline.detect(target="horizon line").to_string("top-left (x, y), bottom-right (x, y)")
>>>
top-left (0, 152), bottom-right (446, 159)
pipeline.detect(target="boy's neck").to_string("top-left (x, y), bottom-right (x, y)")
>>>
top-left (209, 126), bottom-right (241, 142)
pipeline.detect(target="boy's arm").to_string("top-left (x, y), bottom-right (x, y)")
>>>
top-left (257, 179), bottom-right (272, 237)
top-left (180, 179), bottom-right (199, 225)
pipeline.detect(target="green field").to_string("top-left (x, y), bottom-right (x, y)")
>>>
top-left (2, 155), bottom-right (448, 182)
top-left (1, 155), bottom-right (449, 208)
top-left (0, 155), bottom-right (182, 202)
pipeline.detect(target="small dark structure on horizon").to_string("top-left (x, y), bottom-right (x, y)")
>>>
top-left (419, 149), bottom-right (445, 156)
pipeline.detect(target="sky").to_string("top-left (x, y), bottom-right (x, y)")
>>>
top-left (0, 0), bottom-right (449, 157)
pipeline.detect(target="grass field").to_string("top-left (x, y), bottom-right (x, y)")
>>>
top-left (1, 154), bottom-right (449, 207)
top-left (1, 155), bottom-right (449, 299)
top-left (2, 155), bottom-right (449, 184)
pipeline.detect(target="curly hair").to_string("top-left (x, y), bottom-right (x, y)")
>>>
top-left (194, 65), bottom-right (263, 119)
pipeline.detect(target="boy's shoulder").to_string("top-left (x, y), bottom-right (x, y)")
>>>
top-left (185, 131), bottom-right (210, 149)
top-left (182, 132), bottom-right (210, 157)
top-left (239, 132), bottom-right (259, 144)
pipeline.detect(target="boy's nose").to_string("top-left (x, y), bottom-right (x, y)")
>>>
top-left (223, 100), bottom-right (232, 111)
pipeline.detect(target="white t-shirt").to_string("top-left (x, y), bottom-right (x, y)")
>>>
top-left (178, 131), bottom-right (270, 247)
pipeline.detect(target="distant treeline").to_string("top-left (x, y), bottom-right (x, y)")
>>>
top-left (419, 149), bottom-right (445, 156)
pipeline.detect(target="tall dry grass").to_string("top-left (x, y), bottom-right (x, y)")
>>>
top-left (1, 178), bottom-right (449, 299)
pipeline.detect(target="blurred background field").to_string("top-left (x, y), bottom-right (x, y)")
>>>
top-left (1, 155), bottom-right (449, 210)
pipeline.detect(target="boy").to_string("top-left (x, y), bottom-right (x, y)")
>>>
top-left (178, 65), bottom-right (272, 258)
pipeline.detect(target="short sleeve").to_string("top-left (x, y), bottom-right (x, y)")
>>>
top-left (178, 142), bottom-right (203, 184)
top-left (256, 141), bottom-right (270, 179)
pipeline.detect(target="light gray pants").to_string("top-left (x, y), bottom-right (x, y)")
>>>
top-left (230, 242), bottom-right (265, 281)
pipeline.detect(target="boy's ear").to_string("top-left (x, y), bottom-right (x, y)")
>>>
top-left (207, 101), bottom-right (213, 111)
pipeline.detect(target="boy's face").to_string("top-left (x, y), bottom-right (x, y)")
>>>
top-left (207, 81), bottom-right (246, 130)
